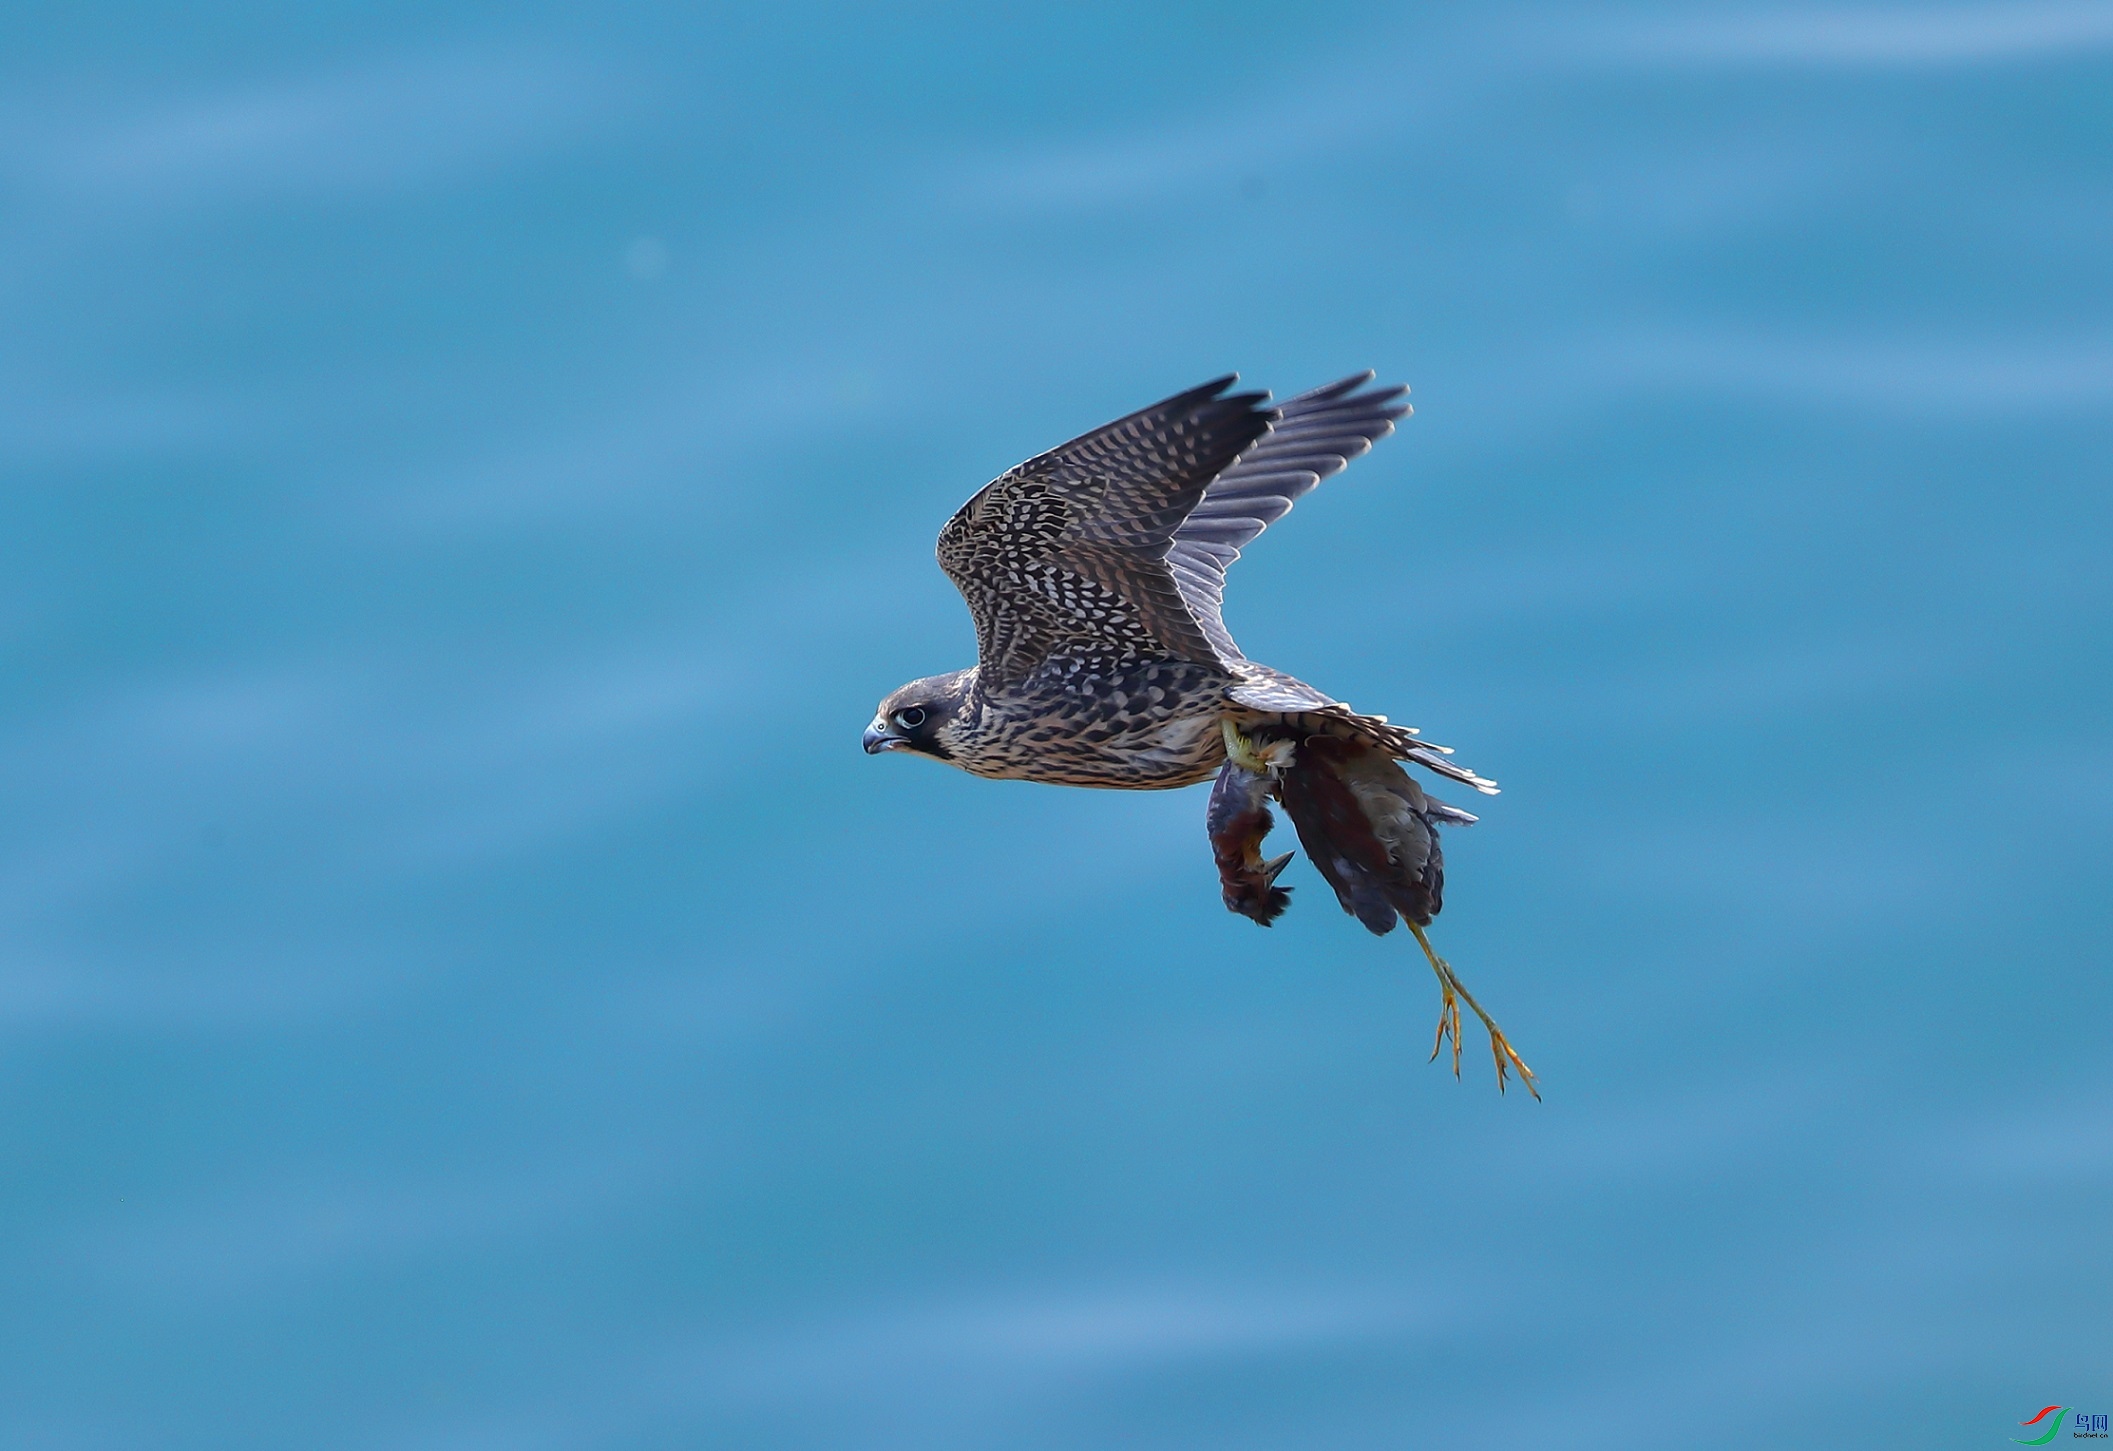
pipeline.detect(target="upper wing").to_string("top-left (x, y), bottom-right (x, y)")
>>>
top-left (1166, 373), bottom-right (1410, 663)
top-left (937, 376), bottom-right (1272, 686)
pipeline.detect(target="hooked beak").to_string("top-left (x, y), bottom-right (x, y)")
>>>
top-left (863, 722), bottom-right (908, 754)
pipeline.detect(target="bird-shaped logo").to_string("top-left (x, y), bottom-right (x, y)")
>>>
top-left (2014, 1407), bottom-right (2067, 1445)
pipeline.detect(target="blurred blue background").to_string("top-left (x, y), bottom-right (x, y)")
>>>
top-left (3, 2), bottom-right (2109, 1446)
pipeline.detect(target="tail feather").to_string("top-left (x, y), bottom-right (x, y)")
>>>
top-left (1225, 670), bottom-right (1498, 794)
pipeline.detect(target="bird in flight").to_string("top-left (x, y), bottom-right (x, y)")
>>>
top-left (863, 374), bottom-right (1535, 1095)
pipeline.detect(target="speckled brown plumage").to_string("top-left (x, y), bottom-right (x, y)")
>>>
top-left (864, 372), bottom-right (1536, 1095)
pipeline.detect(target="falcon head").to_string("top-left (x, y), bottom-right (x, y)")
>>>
top-left (864, 669), bottom-right (973, 762)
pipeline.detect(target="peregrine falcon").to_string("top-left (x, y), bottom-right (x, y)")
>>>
top-left (863, 374), bottom-right (1535, 1095)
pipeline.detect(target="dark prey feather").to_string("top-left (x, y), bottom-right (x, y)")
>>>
top-left (1274, 739), bottom-right (1404, 933)
top-left (1270, 735), bottom-right (1454, 932)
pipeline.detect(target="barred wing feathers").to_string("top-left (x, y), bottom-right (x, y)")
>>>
top-left (936, 376), bottom-right (1271, 685)
top-left (1167, 373), bottom-right (1410, 665)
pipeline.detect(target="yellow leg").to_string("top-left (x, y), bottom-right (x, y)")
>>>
top-left (1407, 922), bottom-right (1540, 1100)
top-left (1417, 933), bottom-right (1463, 1078)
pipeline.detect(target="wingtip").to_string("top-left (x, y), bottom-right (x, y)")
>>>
top-left (1341, 371), bottom-right (1409, 397)
top-left (1287, 373), bottom-right (1412, 421)
top-left (1303, 371), bottom-right (1375, 402)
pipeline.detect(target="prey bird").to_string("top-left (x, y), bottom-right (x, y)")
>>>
top-left (862, 374), bottom-right (1535, 1095)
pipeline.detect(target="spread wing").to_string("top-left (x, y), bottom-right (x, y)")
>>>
top-left (936, 376), bottom-right (1272, 686)
top-left (1166, 373), bottom-right (1410, 663)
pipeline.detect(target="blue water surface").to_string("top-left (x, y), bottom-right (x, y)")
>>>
top-left (3, 3), bottom-right (2110, 1446)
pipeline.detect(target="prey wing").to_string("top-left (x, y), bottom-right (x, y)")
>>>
top-left (936, 376), bottom-right (1272, 687)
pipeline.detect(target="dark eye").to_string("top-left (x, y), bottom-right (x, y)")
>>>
top-left (894, 706), bottom-right (927, 730)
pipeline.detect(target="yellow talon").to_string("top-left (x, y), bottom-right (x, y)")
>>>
top-left (1221, 718), bottom-right (1295, 774)
top-left (1407, 921), bottom-right (1539, 1100)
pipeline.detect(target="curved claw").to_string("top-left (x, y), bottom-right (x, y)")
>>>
top-left (1427, 973), bottom-right (1462, 1077)
top-left (1406, 921), bottom-right (1539, 1101)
